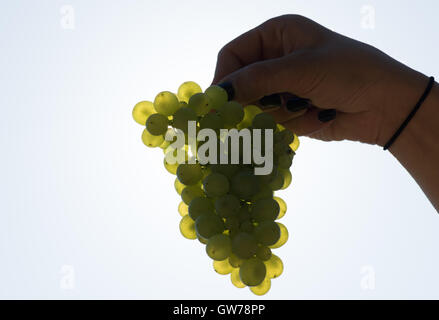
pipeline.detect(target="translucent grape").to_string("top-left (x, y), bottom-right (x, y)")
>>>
top-left (199, 112), bottom-right (224, 132)
top-left (177, 163), bottom-right (203, 186)
top-left (239, 220), bottom-right (254, 233)
top-left (215, 194), bottom-right (240, 218)
top-left (174, 178), bottom-right (185, 195)
top-left (164, 158), bottom-right (178, 175)
top-left (274, 129), bottom-right (295, 145)
top-left (154, 91), bottom-right (180, 116)
top-left (177, 81), bottom-right (202, 103)
top-left (237, 105), bottom-right (263, 129)
top-left (210, 164), bottom-right (240, 180)
top-left (290, 133), bottom-right (300, 151)
top-left (256, 246), bottom-right (272, 261)
top-left (188, 196), bottom-right (214, 220)
top-left (280, 169), bottom-right (292, 190)
top-left (250, 277), bottom-right (271, 295)
top-left (231, 268), bottom-right (246, 288)
top-left (269, 222), bottom-right (289, 249)
top-left (206, 234), bottom-right (232, 260)
top-left (188, 93), bottom-right (211, 116)
top-left (239, 258), bottom-right (266, 286)
top-left (273, 196), bottom-right (287, 219)
top-left (203, 173), bottom-right (229, 197)
top-left (213, 259), bottom-right (233, 275)
top-left (205, 85), bottom-right (228, 110)
top-left (146, 113), bottom-right (168, 136)
top-left (132, 101), bottom-right (156, 125)
top-left (231, 171), bottom-right (259, 200)
top-left (225, 216), bottom-right (240, 230)
top-left (232, 232), bottom-right (258, 259)
top-left (252, 112), bottom-right (276, 131)
top-left (179, 215), bottom-right (197, 239)
top-left (237, 204), bottom-right (251, 222)
top-left (277, 154), bottom-right (293, 169)
top-left (264, 254), bottom-right (283, 279)
top-left (251, 198), bottom-right (279, 222)
top-left (172, 107), bottom-right (197, 133)
top-left (178, 201), bottom-right (188, 217)
top-left (195, 214), bottom-right (224, 240)
top-left (141, 129), bottom-right (164, 148)
top-left (254, 221), bottom-right (281, 246)
top-left (219, 101), bottom-right (244, 126)
top-left (181, 185), bottom-right (204, 205)
top-left (250, 185), bottom-right (273, 202)
top-left (268, 168), bottom-right (284, 191)
top-left (228, 253), bottom-right (243, 268)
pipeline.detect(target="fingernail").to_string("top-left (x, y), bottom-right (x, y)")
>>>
top-left (217, 82), bottom-right (235, 101)
top-left (318, 109), bottom-right (336, 122)
top-left (259, 94), bottom-right (282, 107)
top-left (286, 97), bottom-right (310, 112)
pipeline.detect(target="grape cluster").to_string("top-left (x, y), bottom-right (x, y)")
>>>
top-left (132, 81), bottom-right (299, 295)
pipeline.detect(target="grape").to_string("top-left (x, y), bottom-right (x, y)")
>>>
top-left (277, 154), bottom-right (293, 169)
top-left (250, 277), bottom-right (271, 295)
top-left (203, 173), bottom-right (229, 197)
top-left (206, 234), bottom-right (232, 260)
top-left (237, 105), bottom-right (263, 130)
top-left (231, 268), bottom-right (246, 288)
top-left (290, 133), bottom-right (300, 151)
top-left (237, 204), bottom-right (251, 222)
top-left (269, 222), bottom-right (289, 249)
top-left (205, 85), bottom-right (228, 110)
top-left (188, 196), bottom-right (214, 220)
top-left (250, 185), bottom-right (273, 202)
top-left (188, 93), bottom-right (211, 116)
top-left (174, 178), bottom-right (185, 195)
top-left (179, 215), bottom-right (197, 239)
top-left (215, 194), bottom-right (240, 218)
top-left (228, 253), bottom-right (243, 268)
top-left (154, 91), bottom-right (180, 116)
top-left (141, 129), bottom-right (164, 148)
top-left (273, 196), bottom-right (287, 219)
top-left (132, 101), bottom-right (156, 125)
top-left (239, 258), bottom-right (266, 286)
top-left (251, 198), bottom-right (279, 222)
top-left (225, 216), bottom-right (240, 230)
top-left (254, 221), bottom-right (281, 246)
top-left (178, 201), bottom-right (188, 217)
top-left (172, 107), bottom-right (197, 133)
top-left (210, 164), bottom-right (240, 180)
top-left (199, 112), bottom-right (224, 132)
top-left (213, 259), bottom-right (233, 275)
top-left (232, 232), bottom-right (258, 259)
top-left (177, 163), bottom-right (203, 185)
top-left (274, 129), bottom-right (295, 145)
top-left (252, 112), bottom-right (276, 131)
top-left (231, 170), bottom-right (259, 200)
top-left (195, 214), bottom-right (224, 240)
top-left (281, 169), bottom-right (292, 190)
top-left (239, 220), bottom-right (254, 233)
top-left (219, 101), bottom-right (244, 126)
top-left (164, 158), bottom-right (178, 175)
top-left (264, 254), bottom-right (283, 279)
top-left (268, 168), bottom-right (284, 191)
top-left (146, 113), bottom-right (168, 136)
top-left (181, 185), bottom-right (204, 205)
top-left (177, 81), bottom-right (202, 103)
top-left (256, 246), bottom-right (272, 261)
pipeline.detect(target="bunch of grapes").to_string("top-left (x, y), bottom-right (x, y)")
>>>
top-left (132, 81), bottom-right (299, 295)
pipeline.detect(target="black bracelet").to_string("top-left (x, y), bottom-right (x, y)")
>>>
top-left (383, 76), bottom-right (435, 150)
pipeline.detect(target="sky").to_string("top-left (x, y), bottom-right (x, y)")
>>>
top-left (0, 0), bottom-right (438, 299)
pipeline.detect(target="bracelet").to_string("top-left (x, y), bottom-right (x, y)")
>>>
top-left (383, 76), bottom-right (435, 150)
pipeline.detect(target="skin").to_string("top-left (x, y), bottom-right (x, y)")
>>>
top-left (212, 15), bottom-right (439, 212)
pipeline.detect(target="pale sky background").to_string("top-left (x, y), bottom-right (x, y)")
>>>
top-left (0, 0), bottom-right (438, 299)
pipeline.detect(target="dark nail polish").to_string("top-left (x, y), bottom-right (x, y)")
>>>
top-left (217, 82), bottom-right (235, 101)
top-left (318, 109), bottom-right (336, 122)
top-left (259, 94), bottom-right (282, 107)
top-left (286, 97), bottom-right (310, 112)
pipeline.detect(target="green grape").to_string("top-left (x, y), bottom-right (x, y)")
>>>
top-left (177, 81), bottom-right (202, 103)
top-left (164, 158), bottom-right (178, 175)
top-left (181, 185), bottom-right (204, 205)
top-left (215, 194), bottom-right (240, 218)
top-left (231, 170), bottom-right (259, 200)
top-left (132, 101), bottom-right (156, 125)
top-left (269, 222), bottom-right (289, 249)
top-left (237, 105), bottom-right (263, 129)
top-left (172, 107), bottom-right (197, 133)
top-left (203, 173), bottom-right (229, 197)
top-left (232, 232), bottom-right (258, 259)
top-left (273, 196), bottom-right (287, 219)
top-left (199, 112), bottom-right (224, 132)
top-left (198, 236), bottom-right (208, 245)
top-left (154, 91), bottom-right (180, 116)
top-left (264, 254), bottom-right (283, 279)
top-left (277, 154), bottom-right (293, 169)
top-left (239, 257), bottom-right (266, 286)
top-left (210, 164), bottom-right (240, 180)
top-left (177, 163), bottom-right (203, 185)
top-left (280, 169), bottom-right (292, 190)
top-left (179, 215), bottom-right (197, 240)
top-left (254, 221), bottom-right (281, 246)
top-left (188, 92), bottom-right (211, 116)
top-left (250, 185), bottom-right (273, 202)
top-left (195, 213), bottom-right (224, 240)
top-left (251, 198), bottom-right (280, 222)
top-left (188, 196), bottom-right (214, 220)
top-left (225, 216), bottom-right (240, 230)
top-left (277, 123), bottom-right (285, 131)
top-left (146, 113), bottom-right (168, 136)
top-left (268, 168), bottom-right (284, 191)
top-left (237, 204), bottom-right (251, 222)
top-left (239, 220), bottom-right (254, 233)
top-left (174, 178), bottom-right (185, 195)
top-left (205, 85), bottom-right (228, 110)
top-left (213, 259), bottom-right (234, 275)
top-left (141, 129), bottom-right (164, 148)
top-left (231, 268), bottom-right (246, 288)
top-left (219, 101), bottom-right (244, 126)
top-left (250, 277), bottom-right (271, 295)
top-left (256, 246), bottom-right (272, 261)
top-left (274, 129), bottom-right (295, 145)
top-left (290, 133), bottom-right (300, 151)
top-left (252, 112), bottom-right (277, 131)
top-left (206, 234), bottom-right (232, 261)
top-left (228, 253), bottom-right (243, 268)
top-left (178, 201), bottom-right (188, 217)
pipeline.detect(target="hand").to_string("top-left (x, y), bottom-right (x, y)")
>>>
top-left (212, 14), bottom-right (429, 146)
